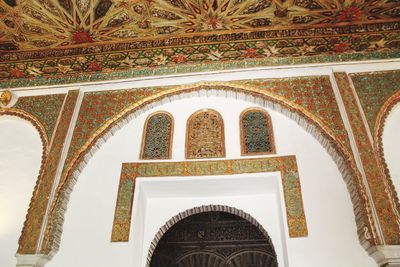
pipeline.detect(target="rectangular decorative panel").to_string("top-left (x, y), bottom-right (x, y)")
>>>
top-left (111, 156), bottom-right (308, 242)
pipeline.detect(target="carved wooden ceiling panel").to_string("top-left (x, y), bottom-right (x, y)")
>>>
top-left (0, 0), bottom-right (399, 50)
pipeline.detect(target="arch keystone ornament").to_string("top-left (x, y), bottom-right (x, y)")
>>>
top-left (111, 156), bottom-right (308, 242)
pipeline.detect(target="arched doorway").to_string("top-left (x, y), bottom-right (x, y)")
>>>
top-left (150, 211), bottom-right (278, 267)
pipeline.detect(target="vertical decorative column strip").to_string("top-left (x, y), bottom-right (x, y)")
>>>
top-left (18, 90), bottom-right (79, 254)
top-left (334, 72), bottom-right (400, 245)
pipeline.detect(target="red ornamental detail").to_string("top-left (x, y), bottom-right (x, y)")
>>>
top-left (11, 68), bottom-right (25, 78)
top-left (334, 42), bottom-right (350, 53)
top-left (244, 48), bottom-right (258, 58)
top-left (72, 31), bottom-right (94, 44)
top-left (88, 61), bottom-right (102, 71)
top-left (171, 54), bottom-right (188, 63)
top-left (338, 7), bottom-right (362, 22)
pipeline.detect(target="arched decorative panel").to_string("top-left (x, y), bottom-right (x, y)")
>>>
top-left (240, 108), bottom-right (276, 155)
top-left (140, 112), bottom-right (173, 160)
top-left (186, 109), bottom-right (225, 159)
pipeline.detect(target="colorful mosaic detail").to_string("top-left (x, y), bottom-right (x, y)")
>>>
top-left (17, 90), bottom-right (79, 254)
top-left (13, 94), bottom-right (66, 142)
top-left (235, 76), bottom-right (351, 152)
top-left (349, 70), bottom-right (400, 134)
top-left (141, 112), bottom-right (173, 160)
top-left (240, 108), bottom-right (275, 155)
top-left (186, 109), bottom-right (225, 159)
top-left (62, 87), bottom-right (168, 177)
top-left (335, 72), bottom-right (400, 245)
top-left (111, 156), bottom-right (308, 242)
top-left (0, 18), bottom-right (399, 88)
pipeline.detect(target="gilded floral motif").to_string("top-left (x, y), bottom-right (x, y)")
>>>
top-left (186, 109), bottom-right (225, 159)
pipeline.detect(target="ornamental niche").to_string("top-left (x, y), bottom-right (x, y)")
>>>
top-left (240, 108), bottom-right (276, 155)
top-left (186, 109), bottom-right (225, 159)
top-left (141, 112), bottom-right (173, 160)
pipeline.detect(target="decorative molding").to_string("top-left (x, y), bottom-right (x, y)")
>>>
top-left (373, 91), bottom-right (400, 215)
top-left (15, 254), bottom-right (51, 267)
top-left (145, 205), bottom-right (277, 267)
top-left (13, 94), bottom-right (67, 142)
top-left (335, 72), bottom-right (400, 245)
top-left (111, 156), bottom-right (308, 242)
top-left (17, 91), bottom-right (79, 254)
top-left (140, 111), bottom-right (174, 160)
top-left (369, 245), bottom-right (400, 267)
top-left (186, 108), bottom-right (225, 159)
top-left (240, 107), bottom-right (276, 156)
top-left (0, 90), bottom-right (12, 107)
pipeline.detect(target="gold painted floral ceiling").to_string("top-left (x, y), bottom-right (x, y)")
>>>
top-left (0, 0), bottom-right (399, 87)
top-left (0, 0), bottom-right (399, 49)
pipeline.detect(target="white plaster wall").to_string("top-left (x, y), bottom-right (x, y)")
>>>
top-left (0, 116), bottom-right (43, 267)
top-left (382, 103), bottom-right (400, 198)
top-left (47, 96), bottom-right (376, 267)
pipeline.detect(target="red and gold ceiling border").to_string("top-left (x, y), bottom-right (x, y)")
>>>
top-left (0, 20), bottom-right (399, 88)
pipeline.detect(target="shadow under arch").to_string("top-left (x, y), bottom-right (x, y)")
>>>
top-left (42, 82), bottom-right (378, 256)
top-left (146, 204), bottom-right (277, 267)
top-left (374, 90), bottom-right (400, 211)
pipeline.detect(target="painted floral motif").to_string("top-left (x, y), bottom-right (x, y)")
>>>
top-left (186, 109), bottom-right (225, 159)
top-left (141, 112), bottom-right (173, 160)
top-left (338, 6), bottom-right (362, 22)
top-left (241, 109), bottom-right (275, 155)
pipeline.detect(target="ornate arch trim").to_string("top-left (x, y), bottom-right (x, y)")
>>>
top-left (145, 205), bottom-right (277, 267)
top-left (374, 90), bottom-right (400, 211)
top-left (140, 111), bottom-right (174, 160)
top-left (186, 108), bottom-right (225, 159)
top-left (240, 107), bottom-right (276, 156)
top-left (42, 82), bottom-right (377, 255)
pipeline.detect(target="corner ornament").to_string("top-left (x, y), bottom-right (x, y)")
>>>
top-left (0, 90), bottom-right (12, 107)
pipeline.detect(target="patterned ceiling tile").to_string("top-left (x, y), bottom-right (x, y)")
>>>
top-left (0, 0), bottom-right (399, 50)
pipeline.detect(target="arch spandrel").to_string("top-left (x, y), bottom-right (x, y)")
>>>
top-left (41, 80), bottom-right (377, 256)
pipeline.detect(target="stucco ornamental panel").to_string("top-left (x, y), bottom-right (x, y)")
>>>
top-left (141, 112), bottom-right (173, 160)
top-left (241, 108), bottom-right (276, 155)
top-left (111, 156), bottom-right (308, 242)
top-left (186, 109), bottom-right (225, 159)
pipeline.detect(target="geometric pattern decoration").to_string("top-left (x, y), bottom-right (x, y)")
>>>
top-left (0, 1), bottom-right (399, 87)
top-left (0, 0), bottom-right (398, 50)
top-left (334, 72), bottom-right (400, 245)
top-left (111, 156), bottom-right (308, 242)
top-left (140, 111), bottom-right (173, 160)
top-left (349, 70), bottom-right (400, 135)
top-left (240, 108), bottom-right (275, 155)
top-left (186, 109), bottom-right (225, 159)
top-left (16, 90), bottom-right (79, 254)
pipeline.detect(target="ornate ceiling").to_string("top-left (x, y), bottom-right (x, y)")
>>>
top-left (0, 0), bottom-right (399, 86)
